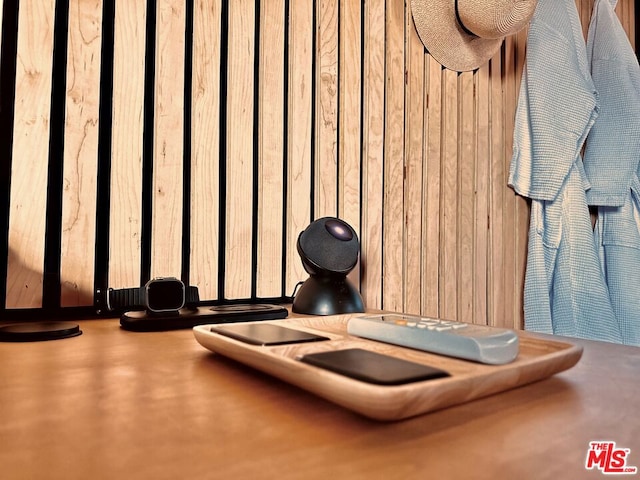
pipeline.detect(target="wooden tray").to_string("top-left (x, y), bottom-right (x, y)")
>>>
top-left (193, 314), bottom-right (583, 421)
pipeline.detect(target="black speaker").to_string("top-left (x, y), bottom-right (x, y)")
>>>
top-left (292, 217), bottom-right (365, 315)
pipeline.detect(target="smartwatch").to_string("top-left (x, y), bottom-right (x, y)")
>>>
top-left (105, 277), bottom-right (200, 314)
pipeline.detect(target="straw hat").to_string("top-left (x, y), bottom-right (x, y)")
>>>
top-left (411, 0), bottom-right (538, 72)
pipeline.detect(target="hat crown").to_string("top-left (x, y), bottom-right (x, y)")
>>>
top-left (457, 0), bottom-right (537, 40)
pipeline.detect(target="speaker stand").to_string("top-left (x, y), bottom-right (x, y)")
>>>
top-left (292, 275), bottom-right (364, 316)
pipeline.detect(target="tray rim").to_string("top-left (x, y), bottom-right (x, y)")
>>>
top-left (193, 316), bottom-right (583, 421)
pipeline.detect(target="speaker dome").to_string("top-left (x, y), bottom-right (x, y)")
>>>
top-left (293, 217), bottom-right (364, 315)
top-left (296, 217), bottom-right (359, 276)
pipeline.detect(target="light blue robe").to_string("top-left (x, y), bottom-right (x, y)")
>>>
top-left (584, 0), bottom-right (640, 346)
top-left (508, 0), bottom-right (623, 342)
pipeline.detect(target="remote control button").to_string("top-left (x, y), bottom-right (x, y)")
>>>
top-left (435, 326), bottom-right (452, 331)
top-left (420, 320), bottom-right (438, 326)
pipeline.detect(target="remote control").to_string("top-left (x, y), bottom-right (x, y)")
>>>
top-left (347, 314), bottom-right (519, 365)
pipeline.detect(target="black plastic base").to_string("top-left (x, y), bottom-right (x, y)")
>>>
top-left (0, 321), bottom-right (82, 342)
top-left (120, 304), bottom-right (289, 331)
top-left (292, 275), bottom-right (365, 316)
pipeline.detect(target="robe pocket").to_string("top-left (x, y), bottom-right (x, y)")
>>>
top-left (532, 199), bottom-right (562, 250)
top-left (600, 202), bottom-right (640, 250)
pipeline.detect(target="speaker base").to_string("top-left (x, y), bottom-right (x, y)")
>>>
top-left (292, 275), bottom-right (365, 316)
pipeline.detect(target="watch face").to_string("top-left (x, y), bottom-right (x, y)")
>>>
top-left (145, 278), bottom-right (185, 312)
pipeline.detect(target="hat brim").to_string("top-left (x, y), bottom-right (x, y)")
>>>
top-left (411, 0), bottom-right (503, 72)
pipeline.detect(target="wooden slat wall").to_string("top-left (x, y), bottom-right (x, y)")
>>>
top-left (0, 0), bottom-right (636, 328)
top-left (108, 0), bottom-right (145, 293)
top-left (191, 0), bottom-right (221, 301)
top-left (5, 0), bottom-right (55, 309)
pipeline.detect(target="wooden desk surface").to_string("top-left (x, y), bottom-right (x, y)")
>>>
top-left (1, 315), bottom-right (638, 480)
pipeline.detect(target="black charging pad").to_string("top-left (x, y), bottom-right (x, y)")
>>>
top-left (0, 321), bottom-right (82, 342)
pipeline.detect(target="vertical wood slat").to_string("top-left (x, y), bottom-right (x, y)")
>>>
top-left (224, 0), bottom-right (255, 299)
top-left (285, 0), bottom-right (313, 297)
top-left (457, 70), bottom-right (475, 323)
top-left (403, 7), bottom-right (424, 314)
top-left (315, 0), bottom-right (338, 219)
top-left (488, 50), bottom-right (506, 328)
top-left (500, 36), bottom-right (517, 329)
top-left (190, 0), bottom-right (221, 300)
top-left (422, 55), bottom-right (442, 319)
top-left (360, 0), bottom-right (385, 309)
top-left (339, 0), bottom-right (362, 289)
top-left (109, 0), bottom-right (146, 289)
top-left (382, 0), bottom-right (404, 313)
top-left (256, 0), bottom-right (285, 298)
top-left (60, 0), bottom-right (101, 306)
top-left (338, 0), bottom-right (361, 232)
top-left (6, 0), bottom-right (56, 308)
top-left (150, 0), bottom-right (185, 279)
top-left (439, 67), bottom-right (458, 320)
top-left (474, 64), bottom-right (490, 326)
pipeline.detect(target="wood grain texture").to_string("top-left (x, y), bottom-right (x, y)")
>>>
top-left (381, 0), bottom-right (405, 313)
top-left (2, 0), bottom-right (636, 329)
top-left (360, 0), bottom-right (385, 310)
top-left (457, 70), bottom-right (475, 324)
top-left (338, 0), bottom-right (362, 291)
top-left (190, 0), bottom-right (221, 299)
top-left (193, 314), bottom-right (584, 421)
top-left (150, 0), bottom-right (185, 278)
top-left (314, 0), bottom-right (339, 218)
top-left (6, 0), bottom-right (56, 307)
top-left (60, 0), bottom-right (102, 306)
top-left (403, 8), bottom-right (424, 314)
top-left (474, 64), bottom-right (490, 326)
top-left (151, 0), bottom-right (185, 277)
top-left (256, 0), bottom-right (285, 298)
top-left (488, 51), bottom-right (506, 328)
top-left (285, 0), bottom-right (313, 296)
top-left (337, 0), bottom-right (361, 233)
top-left (439, 67), bottom-right (458, 320)
top-left (423, 56), bottom-right (442, 319)
top-left (0, 315), bottom-right (637, 479)
top-left (224, 0), bottom-right (255, 299)
top-left (500, 36), bottom-right (517, 329)
top-left (109, 0), bottom-right (146, 288)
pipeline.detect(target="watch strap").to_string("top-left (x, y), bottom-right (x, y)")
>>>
top-left (107, 287), bottom-right (144, 311)
top-left (185, 286), bottom-right (200, 304)
top-left (106, 285), bottom-right (200, 311)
